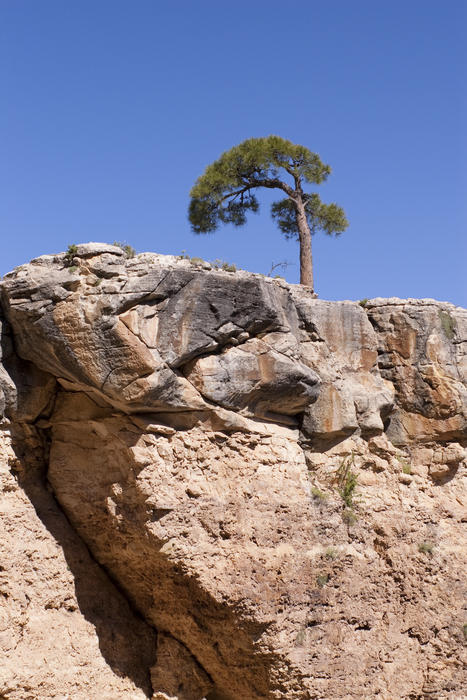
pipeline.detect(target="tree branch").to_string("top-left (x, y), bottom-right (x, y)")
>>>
top-left (218, 186), bottom-right (252, 205)
top-left (244, 177), bottom-right (296, 198)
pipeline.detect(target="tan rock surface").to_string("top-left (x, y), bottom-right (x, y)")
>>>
top-left (0, 424), bottom-right (156, 700)
top-left (0, 247), bottom-right (465, 698)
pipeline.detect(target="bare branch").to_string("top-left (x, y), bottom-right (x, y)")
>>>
top-left (267, 260), bottom-right (294, 277)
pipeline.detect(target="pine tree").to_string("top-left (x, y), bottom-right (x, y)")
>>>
top-left (188, 136), bottom-right (348, 289)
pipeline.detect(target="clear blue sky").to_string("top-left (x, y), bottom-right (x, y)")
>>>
top-left (1, 0), bottom-right (466, 305)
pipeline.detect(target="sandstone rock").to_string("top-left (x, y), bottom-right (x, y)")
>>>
top-left (0, 425), bottom-right (156, 700)
top-left (0, 247), bottom-right (465, 699)
top-left (185, 336), bottom-right (320, 421)
top-left (367, 299), bottom-right (467, 444)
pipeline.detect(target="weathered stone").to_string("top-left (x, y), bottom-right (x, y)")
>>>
top-left (73, 241), bottom-right (125, 257)
top-left (0, 247), bottom-right (465, 699)
top-left (185, 336), bottom-right (320, 421)
top-left (367, 299), bottom-right (467, 443)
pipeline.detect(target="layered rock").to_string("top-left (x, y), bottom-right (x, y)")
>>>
top-left (0, 244), bottom-right (465, 699)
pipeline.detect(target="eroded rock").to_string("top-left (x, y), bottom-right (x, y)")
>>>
top-left (0, 247), bottom-right (465, 699)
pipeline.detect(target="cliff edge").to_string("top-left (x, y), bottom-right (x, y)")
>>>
top-left (0, 244), bottom-right (465, 699)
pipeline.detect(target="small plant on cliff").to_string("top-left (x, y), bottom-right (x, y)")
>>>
top-left (188, 135), bottom-right (348, 291)
top-left (324, 546), bottom-right (339, 560)
top-left (316, 572), bottom-right (329, 588)
top-left (189, 256), bottom-right (207, 267)
top-left (311, 486), bottom-right (328, 502)
top-left (113, 241), bottom-right (136, 258)
top-left (335, 453), bottom-right (358, 509)
top-left (342, 508), bottom-right (357, 526)
top-left (64, 244), bottom-right (78, 267)
top-left (359, 298), bottom-right (368, 307)
top-left (396, 455), bottom-right (412, 474)
top-left (418, 541), bottom-right (434, 555)
top-left (211, 258), bottom-right (237, 272)
top-left (334, 454), bottom-right (359, 526)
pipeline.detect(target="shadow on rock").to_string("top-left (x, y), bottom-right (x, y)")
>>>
top-left (9, 422), bottom-right (157, 698)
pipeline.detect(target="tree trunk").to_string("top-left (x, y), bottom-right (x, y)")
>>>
top-left (295, 197), bottom-right (314, 289)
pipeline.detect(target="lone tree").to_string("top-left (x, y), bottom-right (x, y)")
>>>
top-left (188, 135), bottom-right (348, 289)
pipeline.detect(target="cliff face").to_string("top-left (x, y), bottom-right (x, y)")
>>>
top-left (0, 244), bottom-right (465, 700)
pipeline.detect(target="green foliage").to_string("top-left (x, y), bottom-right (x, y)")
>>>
top-left (359, 298), bottom-right (368, 307)
top-left (438, 310), bottom-right (456, 340)
top-left (316, 573), bottom-right (329, 588)
top-left (93, 278), bottom-right (102, 286)
top-left (324, 547), bottom-right (338, 561)
top-left (395, 455), bottom-right (412, 474)
top-left (311, 486), bottom-right (328, 502)
top-left (177, 252), bottom-right (237, 272)
top-left (188, 135), bottom-right (347, 243)
top-left (189, 256), bottom-right (206, 266)
top-left (418, 541), bottom-right (434, 555)
top-left (271, 193), bottom-right (347, 240)
top-left (211, 258), bottom-right (237, 272)
top-left (113, 241), bottom-right (136, 258)
top-left (64, 244), bottom-right (78, 266)
top-left (67, 265), bottom-right (78, 273)
top-left (335, 454), bottom-right (358, 509)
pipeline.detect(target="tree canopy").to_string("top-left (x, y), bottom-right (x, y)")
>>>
top-left (189, 136), bottom-right (348, 289)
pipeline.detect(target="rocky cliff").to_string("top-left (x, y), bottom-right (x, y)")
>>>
top-left (0, 243), bottom-right (465, 699)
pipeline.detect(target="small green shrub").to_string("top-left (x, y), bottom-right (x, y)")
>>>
top-left (211, 258), bottom-right (237, 272)
top-left (359, 298), bottom-right (368, 307)
top-left (311, 487), bottom-right (327, 502)
top-left (222, 262), bottom-right (236, 272)
top-left (113, 241), bottom-right (136, 258)
top-left (316, 573), bottom-right (329, 588)
top-left (178, 250), bottom-right (190, 260)
top-left (336, 454), bottom-right (358, 509)
top-left (189, 256), bottom-right (206, 266)
top-left (68, 265), bottom-right (78, 273)
top-left (396, 455), bottom-right (412, 474)
top-left (324, 547), bottom-right (338, 561)
top-left (64, 244), bottom-right (78, 266)
top-left (418, 541), bottom-right (434, 555)
top-left (93, 278), bottom-right (102, 286)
